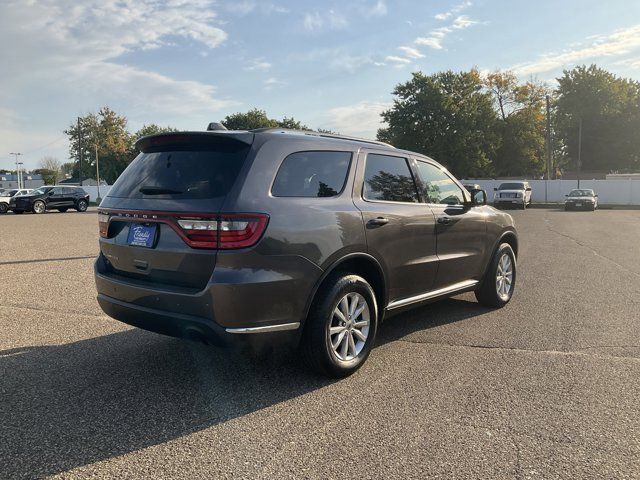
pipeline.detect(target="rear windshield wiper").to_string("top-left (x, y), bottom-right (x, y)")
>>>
top-left (139, 186), bottom-right (184, 195)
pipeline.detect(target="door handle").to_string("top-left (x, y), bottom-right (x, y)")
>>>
top-left (437, 216), bottom-right (452, 225)
top-left (367, 217), bottom-right (389, 227)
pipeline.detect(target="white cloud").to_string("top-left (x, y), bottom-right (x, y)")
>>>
top-left (0, 0), bottom-right (237, 167)
top-left (434, 1), bottom-right (472, 21)
top-left (303, 10), bottom-right (348, 31)
top-left (246, 59), bottom-right (272, 71)
top-left (324, 101), bottom-right (392, 139)
top-left (511, 24), bottom-right (640, 76)
top-left (223, 2), bottom-right (289, 16)
top-left (415, 15), bottom-right (477, 50)
top-left (264, 77), bottom-right (287, 91)
top-left (365, 0), bottom-right (388, 17)
top-left (385, 55), bottom-right (412, 66)
top-left (398, 46), bottom-right (425, 59)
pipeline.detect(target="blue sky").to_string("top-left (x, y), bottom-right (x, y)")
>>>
top-left (1, 0), bottom-right (640, 170)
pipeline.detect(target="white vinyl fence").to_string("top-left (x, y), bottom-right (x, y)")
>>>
top-left (461, 179), bottom-right (640, 205)
top-left (82, 185), bottom-right (113, 203)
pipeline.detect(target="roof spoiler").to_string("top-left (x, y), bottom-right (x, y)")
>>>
top-left (135, 131), bottom-right (254, 152)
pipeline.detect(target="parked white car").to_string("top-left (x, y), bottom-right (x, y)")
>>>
top-left (493, 181), bottom-right (532, 210)
top-left (0, 189), bottom-right (32, 214)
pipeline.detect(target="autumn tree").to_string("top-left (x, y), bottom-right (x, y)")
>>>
top-left (377, 70), bottom-right (499, 178)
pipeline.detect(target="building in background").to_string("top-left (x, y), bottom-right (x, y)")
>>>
top-left (0, 174), bottom-right (44, 189)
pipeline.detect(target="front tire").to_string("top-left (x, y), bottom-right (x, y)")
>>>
top-left (76, 200), bottom-right (88, 212)
top-left (33, 200), bottom-right (46, 214)
top-left (475, 243), bottom-right (516, 308)
top-left (0, 203), bottom-right (7, 214)
top-left (300, 274), bottom-right (378, 378)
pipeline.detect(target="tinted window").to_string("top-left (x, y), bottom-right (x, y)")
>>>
top-left (272, 151), bottom-right (351, 197)
top-left (108, 146), bottom-right (249, 199)
top-left (415, 161), bottom-right (465, 205)
top-left (363, 154), bottom-right (419, 203)
top-left (499, 183), bottom-right (525, 190)
top-left (51, 187), bottom-right (64, 195)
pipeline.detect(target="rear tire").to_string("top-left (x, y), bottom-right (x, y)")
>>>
top-left (475, 243), bottom-right (516, 308)
top-left (300, 274), bottom-right (378, 378)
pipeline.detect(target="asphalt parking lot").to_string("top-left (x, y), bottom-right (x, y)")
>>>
top-left (1, 208), bottom-right (639, 479)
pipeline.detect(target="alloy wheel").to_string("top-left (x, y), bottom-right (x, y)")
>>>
top-left (329, 292), bottom-right (370, 362)
top-left (495, 253), bottom-right (513, 301)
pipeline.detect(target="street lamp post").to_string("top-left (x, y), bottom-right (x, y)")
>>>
top-left (17, 162), bottom-right (24, 189)
top-left (10, 152), bottom-right (22, 188)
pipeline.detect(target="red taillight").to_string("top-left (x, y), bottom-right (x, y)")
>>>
top-left (98, 212), bottom-right (109, 238)
top-left (177, 214), bottom-right (269, 249)
top-left (98, 209), bottom-right (269, 250)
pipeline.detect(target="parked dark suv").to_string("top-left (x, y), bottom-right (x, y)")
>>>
top-left (10, 186), bottom-right (90, 214)
top-left (95, 127), bottom-right (518, 377)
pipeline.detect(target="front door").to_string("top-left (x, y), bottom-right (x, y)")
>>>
top-left (47, 187), bottom-right (65, 208)
top-left (353, 152), bottom-right (438, 304)
top-left (413, 160), bottom-right (487, 289)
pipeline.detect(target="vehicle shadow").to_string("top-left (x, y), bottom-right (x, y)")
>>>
top-left (0, 297), bottom-right (485, 478)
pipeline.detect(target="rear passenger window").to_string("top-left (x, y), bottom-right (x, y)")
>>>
top-left (272, 151), bottom-right (351, 197)
top-left (363, 154), bottom-right (419, 203)
top-left (415, 161), bottom-right (465, 205)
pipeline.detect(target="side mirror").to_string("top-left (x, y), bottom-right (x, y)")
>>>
top-left (565, 194), bottom-right (568, 197)
top-left (470, 189), bottom-right (487, 206)
top-left (493, 187), bottom-right (498, 191)
top-left (526, 187), bottom-right (532, 191)
top-left (595, 194), bottom-right (598, 197)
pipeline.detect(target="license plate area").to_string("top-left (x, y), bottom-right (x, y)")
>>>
top-left (575, 203), bottom-right (582, 207)
top-left (127, 223), bottom-right (157, 248)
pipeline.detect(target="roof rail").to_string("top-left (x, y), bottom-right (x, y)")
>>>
top-left (249, 128), bottom-right (395, 149)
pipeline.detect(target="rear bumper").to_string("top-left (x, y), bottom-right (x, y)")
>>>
top-left (94, 251), bottom-right (320, 346)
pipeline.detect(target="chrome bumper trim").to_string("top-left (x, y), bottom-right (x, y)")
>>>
top-left (225, 322), bottom-right (300, 334)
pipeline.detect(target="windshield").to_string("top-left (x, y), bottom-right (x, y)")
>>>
top-left (568, 189), bottom-right (594, 197)
top-left (0, 190), bottom-right (17, 197)
top-left (499, 183), bottom-right (525, 190)
top-left (33, 187), bottom-right (53, 195)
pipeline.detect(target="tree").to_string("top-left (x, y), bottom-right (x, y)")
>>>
top-left (378, 70), bottom-right (499, 178)
top-left (38, 156), bottom-right (61, 184)
top-left (64, 107), bottom-right (132, 184)
top-left (484, 71), bottom-right (549, 177)
top-left (128, 124), bottom-right (177, 159)
top-left (555, 64), bottom-right (640, 173)
top-left (222, 109), bottom-right (279, 130)
top-left (222, 108), bottom-right (312, 131)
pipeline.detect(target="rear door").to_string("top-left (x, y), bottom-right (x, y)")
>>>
top-left (353, 151), bottom-right (438, 303)
top-left (413, 159), bottom-right (487, 289)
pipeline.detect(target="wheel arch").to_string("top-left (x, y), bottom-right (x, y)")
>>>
top-left (301, 253), bottom-right (387, 328)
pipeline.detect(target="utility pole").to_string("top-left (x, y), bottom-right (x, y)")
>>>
top-left (77, 117), bottom-right (83, 186)
top-left (18, 162), bottom-right (24, 189)
top-left (546, 95), bottom-right (552, 180)
top-left (10, 152), bottom-right (22, 188)
top-left (577, 117), bottom-right (582, 188)
top-left (95, 143), bottom-right (101, 202)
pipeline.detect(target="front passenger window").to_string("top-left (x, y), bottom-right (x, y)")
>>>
top-left (415, 161), bottom-right (465, 205)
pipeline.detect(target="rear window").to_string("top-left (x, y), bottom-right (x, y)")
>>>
top-left (272, 151), bottom-right (352, 197)
top-left (107, 147), bottom-right (249, 199)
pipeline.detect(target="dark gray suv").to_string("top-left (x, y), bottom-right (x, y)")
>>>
top-left (95, 127), bottom-right (518, 377)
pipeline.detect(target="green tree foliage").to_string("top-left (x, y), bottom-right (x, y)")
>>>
top-left (555, 64), bottom-right (640, 173)
top-left (485, 71), bottom-right (549, 177)
top-left (222, 108), bottom-right (311, 131)
top-left (64, 107), bottom-right (131, 184)
top-left (377, 70), bottom-right (499, 178)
